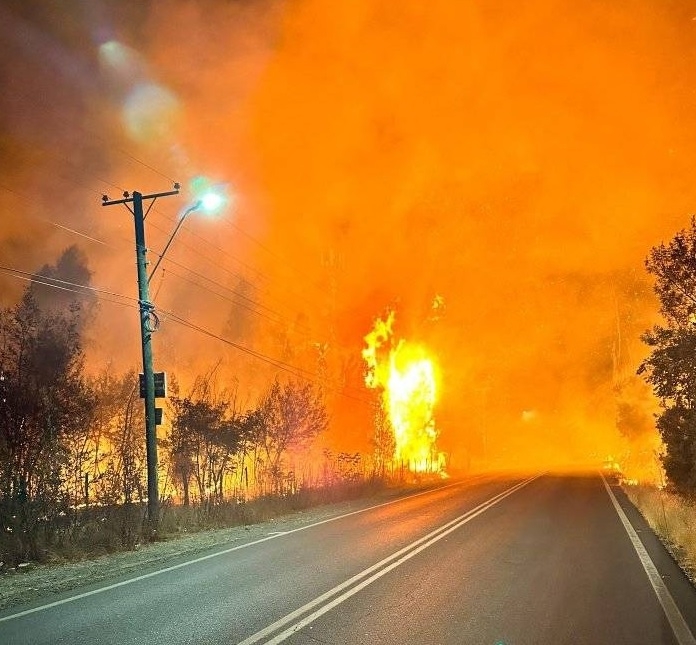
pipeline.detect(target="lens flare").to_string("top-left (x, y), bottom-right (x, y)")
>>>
top-left (122, 82), bottom-right (179, 142)
top-left (363, 310), bottom-right (444, 474)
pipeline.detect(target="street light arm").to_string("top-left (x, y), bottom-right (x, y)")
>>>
top-left (148, 201), bottom-right (200, 284)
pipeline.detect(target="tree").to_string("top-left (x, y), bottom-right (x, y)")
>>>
top-left (223, 277), bottom-right (258, 343)
top-left (0, 290), bottom-right (93, 561)
top-left (93, 371), bottom-right (146, 508)
top-left (166, 370), bottom-right (244, 505)
top-left (30, 245), bottom-right (96, 326)
top-left (639, 217), bottom-right (696, 495)
top-left (254, 378), bottom-right (328, 493)
top-left (655, 407), bottom-right (696, 496)
top-left (371, 402), bottom-right (395, 478)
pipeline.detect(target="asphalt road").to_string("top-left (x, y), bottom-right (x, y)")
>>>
top-left (1, 473), bottom-right (695, 645)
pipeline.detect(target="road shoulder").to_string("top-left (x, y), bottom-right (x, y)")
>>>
top-left (608, 479), bottom-right (696, 638)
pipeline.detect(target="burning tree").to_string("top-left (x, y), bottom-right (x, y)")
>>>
top-left (362, 310), bottom-right (444, 474)
top-left (639, 217), bottom-right (696, 496)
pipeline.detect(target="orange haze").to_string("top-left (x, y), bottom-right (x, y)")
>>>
top-left (3, 0), bottom-right (695, 480)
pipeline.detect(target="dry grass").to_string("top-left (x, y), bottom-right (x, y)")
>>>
top-left (0, 478), bottom-right (397, 570)
top-left (624, 484), bottom-right (696, 581)
top-left (0, 492), bottom-right (389, 610)
top-left (0, 477), bottom-right (442, 610)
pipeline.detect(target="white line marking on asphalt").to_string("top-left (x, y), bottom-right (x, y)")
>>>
top-left (0, 476), bottom-right (488, 623)
top-left (238, 474), bottom-right (541, 645)
top-left (602, 474), bottom-right (696, 645)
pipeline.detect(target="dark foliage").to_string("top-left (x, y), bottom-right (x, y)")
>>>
top-left (0, 289), bottom-right (94, 564)
top-left (639, 218), bottom-right (696, 495)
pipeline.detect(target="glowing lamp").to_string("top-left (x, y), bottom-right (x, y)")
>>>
top-left (148, 179), bottom-right (229, 283)
top-left (199, 191), bottom-right (224, 214)
top-left (190, 176), bottom-right (228, 215)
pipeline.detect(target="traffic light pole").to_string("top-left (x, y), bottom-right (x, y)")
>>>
top-left (102, 186), bottom-right (179, 534)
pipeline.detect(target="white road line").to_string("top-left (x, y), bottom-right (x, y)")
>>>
top-left (238, 474), bottom-right (541, 645)
top-left (601, 474), bottom-right (696, 645)
top-left (0, 475), bottom-right (487, 623)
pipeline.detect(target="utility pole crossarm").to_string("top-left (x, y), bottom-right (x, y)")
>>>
top-left (102, 187), bottom-right (180, 207)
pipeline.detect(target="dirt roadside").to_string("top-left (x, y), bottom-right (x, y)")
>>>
top-left (0, 496), bottom-right (378, 611)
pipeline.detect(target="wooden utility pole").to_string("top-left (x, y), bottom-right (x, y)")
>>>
top-left (102, 185), bottom-right (179, 533)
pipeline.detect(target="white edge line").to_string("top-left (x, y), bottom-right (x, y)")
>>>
top-left (238, 474), bottom-right (541, 645)
top-left (601, 473), bottom-right (696, 645)
top-left (0, 476), bottom-right (489, 623)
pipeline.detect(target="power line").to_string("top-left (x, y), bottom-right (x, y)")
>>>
top-left (0, 184), bottom-right (113, 248)
top-left (1, 126), bottom-right (338, 350)
top-left (0, 266), bottom-right (370, 405)
top-left (215, 214), bottom-right (328, 300)
top-left (151, 256), bottom-right (313, 334)
top-left (4, 84), bottom-right (178, 185)
top-left (2, 142), bottom-right (331, 325)
top-left (144, 205), bottom-right (325, 317)
top-left (0, 267), bottom-right (139, 312)
top-left (158, 267), bottom-right (292, 329)
top-left (0, 182), bottom-right (319, 343)
top-left (5, 83), bottom-right (334, 314)
top-left (159, 307), bottom-right (371, 405)
top-left (4, 144), bottom-right (128, 196)
top-left (0, 265), bottom-right (139, 305)
top-left (0, 181), bottom-right (346, 357)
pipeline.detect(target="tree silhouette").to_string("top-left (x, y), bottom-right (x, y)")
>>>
top-left (639, 217), bottom-right (696, 496)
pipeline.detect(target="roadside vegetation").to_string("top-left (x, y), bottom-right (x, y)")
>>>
top-left (632, 216), bottom-right (696, 582)
top-left (638, 217), bottom-right (696, 499)
top-left (0, 247), bottom-right (410, 571)
top-left (624, 484), bottom-right (696, 582)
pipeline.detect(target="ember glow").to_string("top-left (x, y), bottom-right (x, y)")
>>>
top-left (363, 310), bottom-right (443, 473)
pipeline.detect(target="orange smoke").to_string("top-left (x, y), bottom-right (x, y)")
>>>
top-left (6, 1), bottom-right (696, 482)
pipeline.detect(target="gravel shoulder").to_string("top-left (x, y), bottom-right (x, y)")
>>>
top-left (0, 485), bottom-right (433, 611)
top-left (7, 476), bottom-right (678, 615)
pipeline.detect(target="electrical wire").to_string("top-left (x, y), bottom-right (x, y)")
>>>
top-left (158, 266), bottom-right (290, 329)
top-left (158, 307), bottom-right (371, 405)
top-left (145, 206), bottom-right (323, 317)
top-left (3, 83), bottom-right (178, 186)
top-left (0, 181), bottom-right (319, 343)
top-left (0, 126), bottom-right (342, 351)
top-left (0, 181), bottom-right (343, 355)
top-left (4, 80), bottom-right (334, 316)
top-left (0, 269), bottom-right (139, 312)
top-left (0, 265), bottom-right (139, 305)
top-left (0, 266), bottom-right (371, 405)
top-left (0, 184), bottom-right (113, 248)
top-left (1, 137), bottom-right (331, 329)
top-left (151, 256), bottom-right (311, 331)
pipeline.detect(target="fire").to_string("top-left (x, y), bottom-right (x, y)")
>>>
top-left (363, 310), bottom-right (444, 473)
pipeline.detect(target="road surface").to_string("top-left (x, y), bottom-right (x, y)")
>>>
top-left (1, 473), bottom-right (695, 644)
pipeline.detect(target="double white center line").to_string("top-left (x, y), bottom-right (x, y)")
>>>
top-left (238, 475), bottom-right (540, 645)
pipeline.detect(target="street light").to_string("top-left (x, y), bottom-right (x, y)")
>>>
top-left (149, 186), bottom-right (227, 283)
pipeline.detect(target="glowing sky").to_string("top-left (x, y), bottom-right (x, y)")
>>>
top-left (2, 0), bottom-right (694, 476)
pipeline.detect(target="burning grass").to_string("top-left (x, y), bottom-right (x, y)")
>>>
top-left (623, 484), bottom-right (696, 582)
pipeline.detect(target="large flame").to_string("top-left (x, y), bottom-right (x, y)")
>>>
top-left (363, 310), bottom-right (443, 473)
